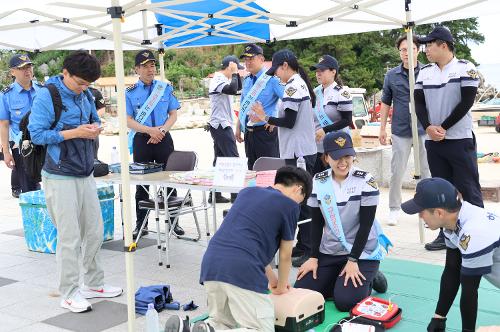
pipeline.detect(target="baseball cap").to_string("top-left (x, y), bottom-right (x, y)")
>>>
top-left (310, 55), bottom-right (339, 71)
top-left (418, 26), bottom-right (454, 44)
top-left (221, 55), bottom-right (244, 70)
top-left (323, 132), bottom-right (356, 160)
top-left (266, 49), bottom-right (297, 76)
top-left (135, 50), bottom-right (156, 66)
top-left (9, 54), bottom-right (33, 68)
top-left (239, 44), bottom-right (263, 59)
top-left (401, 178), bottom-right (460, 215)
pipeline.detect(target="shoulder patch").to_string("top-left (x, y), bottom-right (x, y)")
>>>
top-left (1, 86), bottom-right (12, 94)
top-left (341, 90), bottom-right (351, 99)
top-left (421, 63), bottom-right (433, 69)
top-left (285, 86), bottom-right (297, 97)
top-left (126, 84), bottom-right (137, 92)
top-left (459, 233), bottom-right (470, 251)
top-left (315, 170), bottom-right (330, 183)
top-left (466, 68), bottom-right (479, 79)
top-left (334, 85), bottom-right (342, 91)
top-left (352, 170), bottom-right (368, 178)
top-left (366, 177), bottom-right (378, 190)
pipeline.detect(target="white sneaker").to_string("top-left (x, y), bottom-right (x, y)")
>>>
top-left (387, 209), bottom-right (399, 226)
top-left (80, 284), bottom-right (123, 299)
top-left (60, 290), bottom-right (92, 313)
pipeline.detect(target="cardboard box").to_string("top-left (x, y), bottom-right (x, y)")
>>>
top-left (19, 184), bottom-right (115, 254)
top-left (481, 181), bottom-right (500, 202)
top-left (359, 125), bottom-right (391, 148)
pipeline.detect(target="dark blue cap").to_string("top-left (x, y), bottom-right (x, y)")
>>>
top-left (221, 55), bottom-right (244, 70)
top-left (323, 132), bottom-right (355, 160)
top-left (266, 49), bottom-right (297, 76)
top-left (135, 50), bottom-right (156, 66)
top-left (418, 26), bottom-right (454, 44)
top-left (9, 54), bottom-right (33, 68)
top-left (310, 55), bottom-right (339, 71)
top-left (239, 43), bottom-right (263, 59)
top-left (401, 178), bottom-right (459, 215)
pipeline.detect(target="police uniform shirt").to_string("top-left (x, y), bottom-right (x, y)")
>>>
top-left (208, 71), bottom-right (233, 129)
top-left (240, 67), bottom-right (283, 126)
top-left (415, 57), bottom-right (479, 140)
top-left (125, 79), bottom-right (180, 127)
top-left (0, 81), bottom-right (42, 142)
top-left (307, 167), bottom-right (380, 256)
top-left (314, 82), bottom-right (353, 153)
top-left (443, 201), bottom-right (500, 288)
top-left (278, 73), bottom-right (317, 159)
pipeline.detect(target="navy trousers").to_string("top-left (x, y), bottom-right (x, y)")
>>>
top-left (244, 126), bottom-right (279, 170)
top-left (209, 125), bottom-right (239, 166)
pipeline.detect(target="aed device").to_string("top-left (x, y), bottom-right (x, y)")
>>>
top-left (350, 297), bottom-right (402, 329)
top-left (270, 288), bottom-right (325, 332)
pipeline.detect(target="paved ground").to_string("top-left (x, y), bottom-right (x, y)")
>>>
top-left (0, 125), bottom-right (498, 331)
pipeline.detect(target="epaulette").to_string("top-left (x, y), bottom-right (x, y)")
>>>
top-left (334, 85), bottom-right (342, 91)
top-left (126, 84), bottom-right (137, 92)
top-left (315, 170), bottom-right (330, 183)
top-left (352, 170), bottom-right (368, 178)
top-left (34, 82), bottom-right (44, 88)
top-left (421, 63), bottom-right (433, 69)
top-left (1, 86), bottom-right (12, 94)
top-left (458, 59), bottom-right (470, 64)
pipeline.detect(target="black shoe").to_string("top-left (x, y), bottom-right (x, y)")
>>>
top-left (372, 271), bottom-right (388, 293)
top-left (173, 224), bottom-right (185, 236)
top-left (223, 209), bottom-right (230, 218)
top-left (164, 315), bottom-right (190, 332)
top-left (292, 254), bottom-right (309, 268)
top-left (208, 193), bottom-right (230, 204)
top-left (11, 189), bottom-right (21, 198)
top-left (292, 246), bottom-right (305, 258)
top-left (427, 317), bottom-right (446, 332)
top-left (425, 235), bottom-right (447, 251)
top-left (132, 226), bottom-right (148, 239)
top-left (230, 193), bottom-right (238, 203)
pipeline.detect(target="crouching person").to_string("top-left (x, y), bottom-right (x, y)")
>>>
top-left (28, 51), bottom-right (122, 313)
top-left (165, 166), bottom-right (312, 332)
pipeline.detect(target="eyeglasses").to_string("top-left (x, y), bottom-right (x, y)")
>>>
top-left (398, 48), bottom-right (418, 53)
top-left (70, 75), bottom-right (91, 87)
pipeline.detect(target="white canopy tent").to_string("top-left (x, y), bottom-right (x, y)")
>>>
top-left (1, 1), bottom-right (498, 330)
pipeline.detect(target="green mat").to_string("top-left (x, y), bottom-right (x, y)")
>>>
top-left (193, 258), bottom-right (500, 331)
top-left (313, 258), bottom-right (500, 332)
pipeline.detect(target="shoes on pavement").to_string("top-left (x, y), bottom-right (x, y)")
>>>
top-left (208, 192), bottom-right (230, 204)
top-left (132, 225), bottom-right (149, 239)
top-left (387, 209), bottom-right (399, 226)
top-left (60, 290), bottom-right (92, 313)
top-left (80, 284), bottom-right (123, 299)
top-left (425, 234), bottom-right (447, 251)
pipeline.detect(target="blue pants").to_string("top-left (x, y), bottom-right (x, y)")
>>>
top-left (209, 125), bottom-right (239, 166)
top-left (294, 253), bottom-right (380, 312)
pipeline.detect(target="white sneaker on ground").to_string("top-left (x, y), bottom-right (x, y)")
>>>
top-left (80, 284), bottom-right (123, 299)
top-left (387, 209), bottom-right (399, 226)
top-left (60, 290), bottom-right (92, 313)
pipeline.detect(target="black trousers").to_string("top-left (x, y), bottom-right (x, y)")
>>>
top-left (312, 152), bottom-right (328, 176)
top-left (133, 132), bottom-right (175, 227)
top-left (425, 137), bottom-right (483, 207)
top-left (244, 126), bottom-right (279, 170)
top-left (294, 253), bottom-right (380, 312)
top-left (285, 154), bottom-right (316, 253)
top-left (9, 142), bottom-right (39, 193)
top-left (209, 125), bottom-right (239, 166)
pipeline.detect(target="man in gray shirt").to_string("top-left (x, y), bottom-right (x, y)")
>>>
top-left (414, 26), bottom-right (483, 251)
top-left (380, 35), bottom-right (430, 226)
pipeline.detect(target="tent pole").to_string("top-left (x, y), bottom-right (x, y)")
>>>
top-left (405, 0), bottom-right (425, 244)
top-left (109, 1), bottom-right (136, 330)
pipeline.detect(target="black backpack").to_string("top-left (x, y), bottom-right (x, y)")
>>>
top-left (19, 84), bottom-right (63, 183)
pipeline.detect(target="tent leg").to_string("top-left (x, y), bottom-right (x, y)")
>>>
top-left (110, 0), bottom-right (136, 330)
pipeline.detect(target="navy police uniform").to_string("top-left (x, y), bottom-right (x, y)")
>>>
top-left (126, 50), bottom-right (180, 231)
top-left (0, 54), bottom-right (42, 194)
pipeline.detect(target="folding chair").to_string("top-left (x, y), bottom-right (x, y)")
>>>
top-left (252, 157), bottom-right (287, 172)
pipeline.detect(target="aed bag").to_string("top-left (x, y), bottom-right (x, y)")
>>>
top-left (350, 297), bottom-right (402, 329)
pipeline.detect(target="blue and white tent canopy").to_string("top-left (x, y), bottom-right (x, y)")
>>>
top-left (0, 0), bottom-right (498, 51)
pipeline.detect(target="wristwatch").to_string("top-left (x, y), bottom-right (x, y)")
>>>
top-left (159, 127), bottom-right (167, 134)
top-left (347, 256), bottom-right (358, 263)
top-left (264, 115), bottom-right (270, 123)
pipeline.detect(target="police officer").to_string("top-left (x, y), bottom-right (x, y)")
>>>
top-left (236, 44), bottom-right (284, 170)
top-left (0, 54), bottom-right (42, 195)
top-left (126, 50), bottom-right (183, 239)
top-left (310, 55), bottom-right (353, 175)
top-left (295, 132), bottom-right (388, 312)
top-left (402, 178), bottom-right (500, 332)
top-left (207, 55), bottom-right (243, 203)
top-left (415, 26), bottom-right (483, 251)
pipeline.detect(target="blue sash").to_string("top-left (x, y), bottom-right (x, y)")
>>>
top-left (239, 72), bottom-right (272, 132)
top-left (314, 170), bottom-right (392, 260)
top-left (313, 85), bottom-right (333, 128)
top-left (128, 81), bottom-right (167, 153)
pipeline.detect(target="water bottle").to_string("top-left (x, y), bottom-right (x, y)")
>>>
top-left (145, 303), bottom-right (159, 332)
top-left (110, 146), bottom-right (119, 164)
top-left (296, 156), bottom-right (306, 170)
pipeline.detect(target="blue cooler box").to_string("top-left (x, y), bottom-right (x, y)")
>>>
top-left (19, 184), bottom-right (115, 254)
